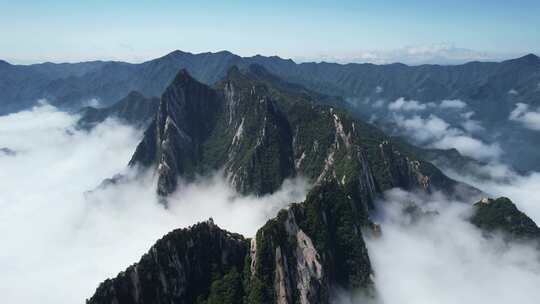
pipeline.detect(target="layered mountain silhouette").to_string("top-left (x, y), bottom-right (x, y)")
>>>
top-left (3, 51), bottom-right (539, 115)
top-left (2, 51), bottom-right (539, 171)
top-left (77, 91), bottom-right (159, 129)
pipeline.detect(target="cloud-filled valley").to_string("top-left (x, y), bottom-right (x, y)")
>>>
top-left (2, 101), bottom-right (540, 303)
top-left (365, 189), bottom-right (540, 304)
top-left (0, 104), bottom-right (308, 304)
top-left (368, 97), bottom-right (503, 161)
top-left (348, 94), bottom-right (540, 303)
top-left (358, 95), bottom-right (540, 226)
top-left (392, 113), bottom-right (502, 161)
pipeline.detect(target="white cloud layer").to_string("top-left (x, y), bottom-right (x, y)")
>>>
top-left (509, 103), bottom-right (540, 131)
top-left (442, 162), bottom-right (540, 224)
top-left (2, 103), bottom-right (539, 304)
top-left (439, 99), bottom-right (467, 109)
top-left (295, 43), bottom-right (517, 65)
top-left (388, 97), bottom-right (427, 111)
top-left (365, 189), bottom-right (540, 304)
top-left (393, 114), bottom-right (502, 160)
top-left (0, 105), bottom-right (308, 304)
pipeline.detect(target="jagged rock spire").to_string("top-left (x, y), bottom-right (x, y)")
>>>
top-left (130, 66), bottom-right (469, 206)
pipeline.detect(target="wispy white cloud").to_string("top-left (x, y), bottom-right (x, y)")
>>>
top-left (508, 89), bottom-right (519, 95)
top-left (373, 99), bottom-right (386, 108)
top-left (365, 189), bottom-right (540, 304)
top-left (393, 114), bottom-right (501, 160)
top-left (388, 97), bottom-right (427, 111)
top-left (509, 103), bottom-right (540, 130)
top-left (440, 99), bottom-right (467, 109)
top-left (442, 161), bottom-right (540, 224)
top-left (295, 43), bottom-right (518, 65)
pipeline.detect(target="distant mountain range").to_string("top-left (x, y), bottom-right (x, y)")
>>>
top-left (1, 50), bottom-right (539, 171)
top-left (3, 51), bottom-right (539, 114)
top-left (77, 91), bottom-right (159, 130)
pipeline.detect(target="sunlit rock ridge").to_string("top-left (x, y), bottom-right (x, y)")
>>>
top-left (128, 65), bottom-right (478, 207)
top-left (87, 182), bottom-right (375, 304)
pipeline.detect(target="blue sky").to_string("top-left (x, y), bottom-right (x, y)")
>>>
top-left (1, 0), bottom-right (539, 64)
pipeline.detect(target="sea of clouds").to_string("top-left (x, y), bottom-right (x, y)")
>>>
top-left (1, 102), bottom-right (540, 303)
top-left (377, 96), bottom-right (540, 224)
top-left (364, 189), bottom-right (540, 304)
top-left (0, 104), bottom-right (308, 304)
top-left (345, 93), bottom-right (540, 302)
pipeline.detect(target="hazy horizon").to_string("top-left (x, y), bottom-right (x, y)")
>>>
top-left (2, 1), bottom-right (539, 65)
top-left (2, 47), bottom-right (538, 66)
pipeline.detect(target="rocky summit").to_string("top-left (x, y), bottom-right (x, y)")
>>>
top-left (471, 197), bottom-right (540, 241)
top-left (77, 91), bottom-right (159, 130)
top-left (129, 65), bottom-right (474, 208)
top-left (87, 181), bottom-right (374, 304)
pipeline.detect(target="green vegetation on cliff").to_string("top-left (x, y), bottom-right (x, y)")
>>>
top-left (471, 197), bottom-right (540, 241)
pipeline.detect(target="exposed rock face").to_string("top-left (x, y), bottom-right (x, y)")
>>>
top-left (77, 91), bottom-right (159, 129)
top-left (246, 181), bottom-right (374, 304)
top-left (129, 66), bottom-right (468, 208)
top-left (218, 69), bottom-right (295, 195)
top-left (129, 70), bottom-right (223, 195)
top-left (87, 220), bottom-right (249, 304)
top-left (471, 197), bottom-right (540, 241)
top-left (88, 182), bottom-right (375, 304)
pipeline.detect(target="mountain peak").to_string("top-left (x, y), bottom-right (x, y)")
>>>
top-left (247, 63), bottom-right (270, 76)
top-left (224, 65), bottom-right (252, 85)
top-left (226, 65), bottom-right (242, 76)
top-left (165, 50), bottom-right (191, 58)
top-left (513, 53), bottom-right (540, 64)
top-left (523, 53), bottom-right (539, 60)
top-left (472, 197), bottom-right (540, 240)
top-left (213, 50), bottom-right (235, 57)
top-left (125, 90), bottom-right (146, 99)
top-left (171, 68), bottom-right (197, 86)
top-left (0, 59), bottom-right (11, 67)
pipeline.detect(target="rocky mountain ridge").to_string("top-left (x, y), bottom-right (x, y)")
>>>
top-left (471, 197), bottom-right (540, 241)
top-left (129, 66), bottom-right (476, 212)
top-left (87, 184), bottom-right (538, 304)
top-left (77, 91), bottom-right (159, 129)
top-left (87, 181), bottom-right (375, 304)
top-left (2, 51), bottom-right (538, 112)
